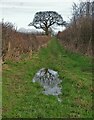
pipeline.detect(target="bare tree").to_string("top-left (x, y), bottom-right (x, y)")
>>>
top-left (28, 11), bottom-right (66, 35)
top-left (72, 1), bottom-right (92, 21)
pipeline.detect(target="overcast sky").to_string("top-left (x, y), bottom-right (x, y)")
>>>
top-left (0, 0), bottom-right (86, 31)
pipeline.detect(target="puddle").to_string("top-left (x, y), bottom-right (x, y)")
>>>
top-left (32, 68), bottom-right (62, 102)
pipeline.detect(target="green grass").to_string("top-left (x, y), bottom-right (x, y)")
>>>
top-left (2, 37), bottom-right (93, 118)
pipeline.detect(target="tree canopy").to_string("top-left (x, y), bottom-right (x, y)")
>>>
top-left (29, 11), bottom-right (66, 35)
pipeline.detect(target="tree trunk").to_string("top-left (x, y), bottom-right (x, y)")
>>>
top-left (45, 27), bottom-right (49, 35)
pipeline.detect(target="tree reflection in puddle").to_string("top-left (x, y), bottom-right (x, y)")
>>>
top-left (32, 68), bottom-right (63, 102)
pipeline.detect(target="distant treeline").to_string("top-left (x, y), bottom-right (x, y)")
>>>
top-left (1, 22), bottom-right (51, 61)
top-left (57, 1), bottom-right (93, 56)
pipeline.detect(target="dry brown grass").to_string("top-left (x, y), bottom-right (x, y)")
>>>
top-left (2, 22), bottom-right (51, 61)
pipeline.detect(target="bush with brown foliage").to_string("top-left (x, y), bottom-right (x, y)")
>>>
top-left (57, 1), bottom-right (93, 56)
top-left (1, 22), bottom-right (51, 61)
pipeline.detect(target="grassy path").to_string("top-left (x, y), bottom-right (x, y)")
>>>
top-left (2, 38), bottom-right (92, 118)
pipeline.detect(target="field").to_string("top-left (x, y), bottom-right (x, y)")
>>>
top-left (2, 38), bottom-right (92, 118)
